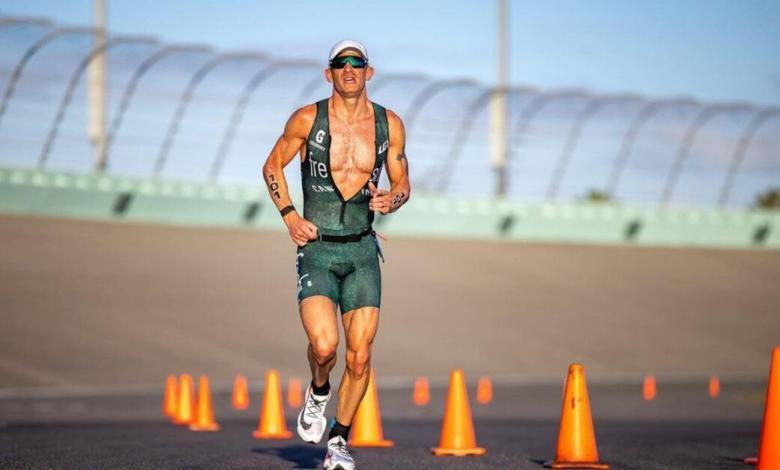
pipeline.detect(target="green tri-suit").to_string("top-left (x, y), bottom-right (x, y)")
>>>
top-left (295, 98), bottom-right (389, 313)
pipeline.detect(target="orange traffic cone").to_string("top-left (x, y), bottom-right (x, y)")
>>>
top-left (252, 369), bottom-right (293, 439)
top-left (431, 369), bottom-right (486, 456)
top-left (709, 376), bottom-right (720, 399)
top-left (549, 364), bottom-right (608, 469)
top-left (174, 374), bottom-right (195, 425)
top-left (350, 368), bottom-right (394, 447)
top-left (745, 347), bottom-right (780, 469)
top-left (287, 377), bottom-right (303, 408)
top-left (190, 375), bottom-right (220, 431)
top-left (163, 374), bottom-right (178, 419)
top-left (643, 375), bottom-right (657, 401)
top-left (476, 376), bottom-right (493, 405)
top-left (413, 377), bottom-right (430, 406)
top-left (232, 375), bottom-right (249, 410)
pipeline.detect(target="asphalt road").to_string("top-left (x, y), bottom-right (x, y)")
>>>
top-left (0, 418), bottom-right (762, 470)
top-left (0, 382), bottom-right (767, 469)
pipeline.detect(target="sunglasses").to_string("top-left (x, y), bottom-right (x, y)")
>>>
top-left (329, 55), bottom-right (368, 69)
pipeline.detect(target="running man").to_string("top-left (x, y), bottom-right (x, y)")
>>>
top-left (261, 40), bottom-right (410, 470)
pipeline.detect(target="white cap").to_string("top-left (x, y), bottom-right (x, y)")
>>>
top-left (328, 39), bottom-right (369, 63)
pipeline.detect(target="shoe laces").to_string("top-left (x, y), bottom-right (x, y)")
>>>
top-left (305, 393), bottom-right (326, 421)
top-left (331, 436), bottom-right (352, 458)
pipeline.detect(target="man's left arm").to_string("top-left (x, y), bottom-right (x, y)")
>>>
top-left (369, 111), bottom-right (410, 214)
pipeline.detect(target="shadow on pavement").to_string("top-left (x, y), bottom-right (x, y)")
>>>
top-left (252, 445), bottom-right (322, 469)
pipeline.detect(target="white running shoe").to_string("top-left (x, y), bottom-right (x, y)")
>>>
top-left (323, 435), bottom-right (355, 470)
top-left (296, 385), bottom-right (330, 444)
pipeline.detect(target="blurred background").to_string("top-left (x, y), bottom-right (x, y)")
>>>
top-left (0, 0), bottom-right (778, 399)
top-left (1, 0), bottom-right (779, 206)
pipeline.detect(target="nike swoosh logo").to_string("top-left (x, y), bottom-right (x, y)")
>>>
top-left (299, 413), bottom-right (312, 430)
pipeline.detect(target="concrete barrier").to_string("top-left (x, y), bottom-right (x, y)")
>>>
top-left (0, 167), bottom-right (776, 250)
top-left (0, 171), bottom-right (122, 219)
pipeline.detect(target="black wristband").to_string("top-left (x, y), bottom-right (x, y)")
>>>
top-left (279, 205), bottom-right (295, 217)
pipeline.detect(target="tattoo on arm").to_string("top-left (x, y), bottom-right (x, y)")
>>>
top-left (395, 148), bottom-right (408, 168)
top-left (388, 145), bottom-right (409, 212)
top-left (264, 172), bottom-right (281, 200)
top-left (390, 191), bottom-right (407, 211)
top-left (393, 146), bottom-right (410, 181)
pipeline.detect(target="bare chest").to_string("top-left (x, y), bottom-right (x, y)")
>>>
top-left (328, 118), bottom-right (376, 174)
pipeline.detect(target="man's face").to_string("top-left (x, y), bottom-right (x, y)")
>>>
top-left (325, 49), bottom-right (373, 97)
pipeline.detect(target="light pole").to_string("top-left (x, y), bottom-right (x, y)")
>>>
top-left (88, 0), bottom-right (108, 172)
top-left (491, 0), bottom-right (510, 197)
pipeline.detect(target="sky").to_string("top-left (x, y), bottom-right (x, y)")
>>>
top-left (2, 0), bottom-right (780, 106)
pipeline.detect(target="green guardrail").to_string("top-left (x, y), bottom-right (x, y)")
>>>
top-left (0, 167), bottom-right (777, 249)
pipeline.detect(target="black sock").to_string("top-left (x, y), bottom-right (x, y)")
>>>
top-left (311, 379), bottom-right (330, 396)
top-left (328, 419), bottom-right (351, 441)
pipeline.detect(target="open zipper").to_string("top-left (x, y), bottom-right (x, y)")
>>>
top-left (323, 101), bottom-right (380, 226)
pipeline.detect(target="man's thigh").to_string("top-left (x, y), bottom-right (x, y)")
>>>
top-left (342, 307), bottom-right (380, 348)
top-left (300, 295), bottom-right (340, 345)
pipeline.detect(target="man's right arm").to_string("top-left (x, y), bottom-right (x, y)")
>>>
top-left (261, 105), bottom-right (319, 247)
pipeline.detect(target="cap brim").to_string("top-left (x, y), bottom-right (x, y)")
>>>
top-left (333, 47), bottom-right (366, 59)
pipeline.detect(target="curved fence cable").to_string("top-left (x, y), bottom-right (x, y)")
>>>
top-left (0, 17), bottom-right (52, 28)
top-left (38, 35), bottom-right (159, 170)
top-left (397, 79), bottom-right (479, 190)
top-left (294, 74), bottom-right (328, 107)
top-left (660, 103), bottom-right (754, 205)
top-left (209, 60), bottom-right (320, 182)
top-left (404, 78), bottom-right (479, 138)
top-left (440, 86), bottom-right (545, 193)
top-left (437, 88), bottom-right (493, 192)
top-left (152, 52), bottom-right (268, 177)
top-left (507, 89), bottom-right (590, 170)
top-left (0, 27), bottom-right (95, 128)
top-left (604, 98), bottom-right (699, 197)
top-left (718, 108), bottom-right (780, 207)
top-left (546, 94), bottom-right (643, 201)
top-left (102, 43), bottom-right (213, 170)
